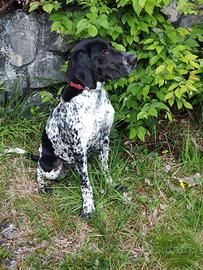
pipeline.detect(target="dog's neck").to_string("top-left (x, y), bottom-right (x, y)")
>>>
top-left (62, 81), bottom-right (103, 102)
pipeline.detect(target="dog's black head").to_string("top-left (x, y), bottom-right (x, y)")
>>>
top-left (67, 37), bottom-right (137, 89)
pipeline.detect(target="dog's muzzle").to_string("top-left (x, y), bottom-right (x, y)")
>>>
top-left (122, 53), bottom-right (137, 74)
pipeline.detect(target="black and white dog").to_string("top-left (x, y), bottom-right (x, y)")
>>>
top-left (37, 37), bottom-right (136, 217)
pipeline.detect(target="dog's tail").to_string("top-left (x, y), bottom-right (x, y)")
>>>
top-left (26, 153), bottom-right (39, 162)
top-left (3, 148), bottom-right (39, 162)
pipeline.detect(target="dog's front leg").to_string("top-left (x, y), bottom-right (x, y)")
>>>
top-left (99, 136), bottom-right (112, 184)
top-left (77, 158), bottom-right (96, 218)
top-left (37, 165), bottom-right (48, 193)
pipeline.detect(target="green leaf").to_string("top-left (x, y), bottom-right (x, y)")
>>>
top-left (172, 45), bottom-right (186, 53)
top-left (142, 85), bottom-right (150, 98)
top-left (148, 107), bottom-right (157, 117)
top-left (49, 13), bottom-right (64, 21)
top-left (156, 65), bottom-right (165, 74)
top-left (110, 26), bottom-right (123, 40)
top-left (163, 0), bottom-right (170, 5)
top-left (159, 79), bottom-right (164, 87)
top-left (144, 1), bottom-right (155, 15)
top-left (88, 24), bottom-right (98, 36)
top-left (62, 18), bottom-right (73, 30)
top-left (143, 38), bottom-right (154, 44)
top-left (90, 5), bottom-right (97, 14)
top-left (164, 92), bottom-right (174, 100)
top-left (139, 22), bottom-right (149, 33)
top-left (185, 38), bottom-right (199, 48)
top-left (43, 3), bottom-right (54, 14)
top-left (138, 126), bottom-right (147, 141)
top-left (154, 75), bottom-right (162, 85)
top-left (126, 35), bottom-right (134, 45)
top-left (177, 28), bottom-right (190, 36)
top-left (150, 55), bottom-right (160, 65)
top-left (153, 101), bottom-right (169, 111)
top-left (76, 19), bottom-right (88, 34)
top-left (185, 81), bottom-right (197, 91)
top-left (167, 63), bottom-right (174, 74)
top-left (132, 0), bottom-right (143, 16)
top-left (95, 14), bottom-right (108, 29)
top-left (156, 90), bottom-right (165, 101)
top-left (156, 46), bottom-right (163, 54)
top-left (182, 100), bottom-right (193, 109)
top-left (127, 83), bottom-right (139, 96)
top-left (86, 12), bottom-right (97, 20)
top-left (180, 54), bottom-right (198, 63)
top-left (139, 0), bottom-right (146, 8)
top-left (168, 83), bottom-right (178, 91)
top-left (168, 98), bottom-right (174, 107)
top-left (175, 86), bottom-right (187, 100)
top-left (147, 44), bottom-right (156, 50)
top-left (166, 30), bottom-right (178, 42)
top-left (190, 61), bottom-right (199, 69)
top-left (130, 24), bottom-right (139, 37)
top-left (111, 42), bottom-right (126, 52)
top-left (51, 21), bottom-right (61, 32)
top-left (29, 1), bottom-right (40, 12)
top-left (166, 111), bottom-right (173, 122)
top-left (137, 111), bottom-right (148, 120)
top-left (39, 91), bottom-right (53, 103)
top-left (53, 1), bottom-right (60, 11)
top-left (176, 99), bottom-right (183, 109)
top-left (117, 0), bottom-right (129, 8)
top-left (130, 127), bottom-right (137, 139)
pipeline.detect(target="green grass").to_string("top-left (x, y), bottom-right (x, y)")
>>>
top-left (0, 101), bottom-right (203, 269)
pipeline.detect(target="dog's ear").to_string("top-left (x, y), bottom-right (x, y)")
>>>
top-left (70, 50), bottom-right (97, 89)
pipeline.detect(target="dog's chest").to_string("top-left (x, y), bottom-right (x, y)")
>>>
top-left (83, 89), bottom-right (114, 144)
top-left (46, 86), bottom-right (114, 160)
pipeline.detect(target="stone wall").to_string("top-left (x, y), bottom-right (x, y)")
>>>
top-left (0, 6), bottom-right (202, 97)
top-left (0, 10), bottom-right (68, 95)
top-left (161, 1), bottom-right (203, 27)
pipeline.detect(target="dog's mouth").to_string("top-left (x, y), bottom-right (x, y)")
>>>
top-left (104, 53), bottom-right (137, 81)
top-left (122, 53), bottom-right (137, 75)
top-left (93, 50), bottom-right (137, 83)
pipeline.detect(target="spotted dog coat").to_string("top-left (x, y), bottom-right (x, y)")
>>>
top-left (37, 37), bottom-right (136, 218)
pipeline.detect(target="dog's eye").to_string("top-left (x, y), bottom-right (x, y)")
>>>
top-left (101, 48), bottom-right (108, 55)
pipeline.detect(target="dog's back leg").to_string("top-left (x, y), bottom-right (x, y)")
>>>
top-left (37, 154), bottom-right (63, 193)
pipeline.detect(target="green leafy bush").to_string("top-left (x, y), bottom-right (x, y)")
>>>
top-left (29, 0), bottom-right (203, 140)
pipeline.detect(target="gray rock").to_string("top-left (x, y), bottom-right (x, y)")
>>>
top-left (23, 90), bottom-right (56, 117)
top-left (1, 222), bottom-right (18, 239)
top-left (0, 10), bottom-right (68, 96)
top-left (1, 259), bottom-right (17, 270)
top-left (161, 1), bottom-right (203, 28)
top-left (2, 62), bottom-right (28, 95)
top-left (0, 53), bottom-right (6, 78)
top-left (179, 14), bottom-right (203, 28)
top-left (28, 52), bottom-right (66, 88)
top-left (49, 33), bottom-right (69, 53)
top-left (24, 91), bottom-right (43, 107)
top-left (161, 1), bottom-right (181, 23)
top-left (5, 10), bottom-right (39, 67)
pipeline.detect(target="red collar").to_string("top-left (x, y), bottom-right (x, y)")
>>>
top-left (69, 81), bottom-right (85, 91)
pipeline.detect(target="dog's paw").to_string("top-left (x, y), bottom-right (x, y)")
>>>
top-left (106, 176), bottom-right (113, 185)
top-left (38, 187), bottom-right (53, 194)
top-left (80, 206), bottom-right (96, 219)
